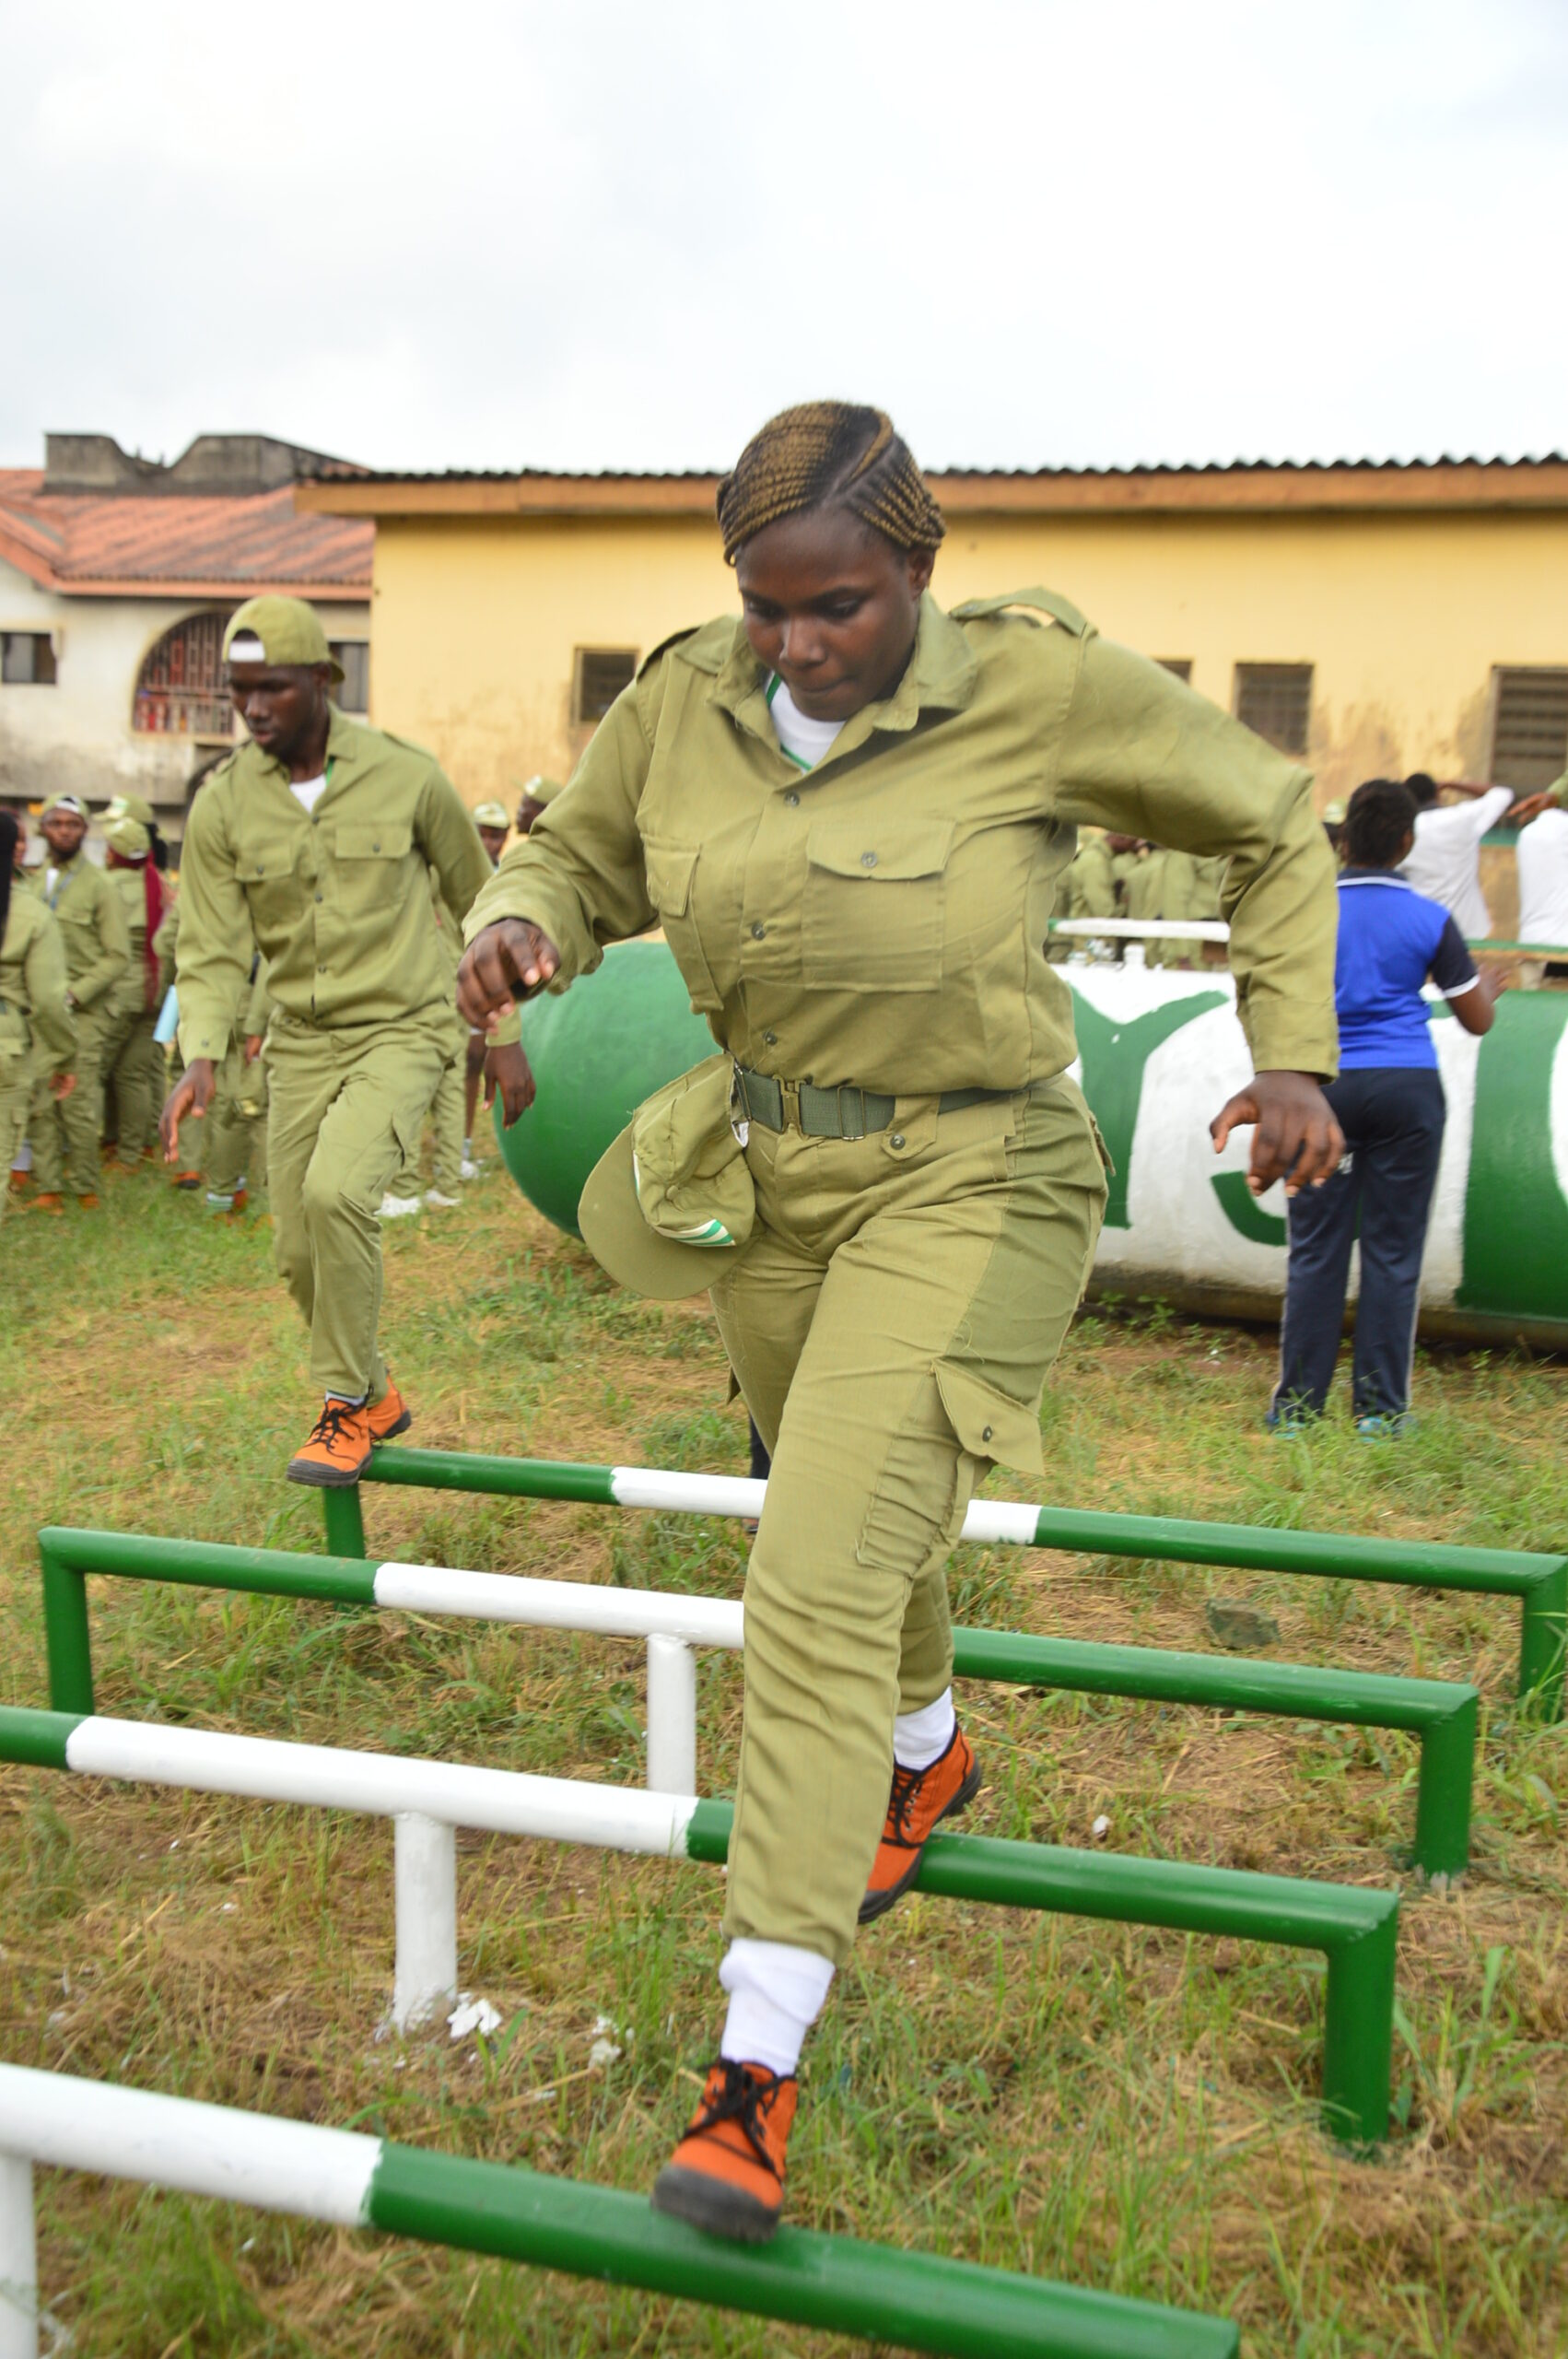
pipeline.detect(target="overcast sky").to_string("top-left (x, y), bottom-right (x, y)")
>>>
top-left (6, 0), bottom-right (1564, 479)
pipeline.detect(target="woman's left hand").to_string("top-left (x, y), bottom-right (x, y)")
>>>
top-left (1210, 1070), bottom-right (1343, 1197)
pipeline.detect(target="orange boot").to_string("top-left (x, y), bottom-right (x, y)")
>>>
top-left (859, 1723), bottom-right (981, 1922)
top-left (366, 1375), bottom-right (413, 1443)
top-left (23, 1191), bottom-right (64, 1215)
top-left (650, 2060), bottom-right (797, 2242)
top-left (287, 1400), bottom-right (373, 1487)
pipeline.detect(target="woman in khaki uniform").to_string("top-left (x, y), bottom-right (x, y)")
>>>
top-left (459, 403), bottom-right (1342, 2240)
top-left (1, 814), bottom-right (76, 1218)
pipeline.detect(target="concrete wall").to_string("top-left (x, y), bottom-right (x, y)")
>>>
top-left (365, 505), bottom-right (1568, 815)
top-left (0, 561), bottom-right (369, 827)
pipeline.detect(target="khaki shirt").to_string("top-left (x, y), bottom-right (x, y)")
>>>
top-left (107, 865), bottom-right (154, 1015)
top-left (176, 705), bottom-right (492, 1062)
top-left (467, 588), bottom-right (1339, 1089)
top-left (1066, 838), bottom-right (1118, 921)
top-left (26, 851), bottom-right (131, 1011)
top-left (1, 890), bottom-right (76, 1080)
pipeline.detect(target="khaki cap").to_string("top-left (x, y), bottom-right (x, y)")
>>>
top-left (224, 595), bottom-right (345, 682)
top-left (103, 792), bottom-right (156, 827)
top-left (105, 815), bottom-right (151, 859)
top-left (514, 774), bottom-right (565, 807)
top-left (1323, 799), bottom-right (1348, 827)
top-left (472, 800), bottom-right (511, 829)
top-left (578, 1054), bottom-right (755, 1300)
top-left (41, 792), bottom-right (90, 820)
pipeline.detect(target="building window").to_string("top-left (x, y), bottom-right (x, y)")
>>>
top-left (573, 647), bottom-right (638, 725)
top-left (1, 631), bottom-right (56, 685)
top-left (1235, 663), bottom-right (1313, 756)
top-left (1155, 658), bottom-right (1192, 683)
top-left (330, 640), bottom-right (369, 714)
top-left (1492, 668), bottom-right (1568, 792)
top-left (134, 612), bottom-right (233, 738)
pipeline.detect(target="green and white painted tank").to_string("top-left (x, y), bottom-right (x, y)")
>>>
top-left (498, 940), bottom-right (1568, 1346)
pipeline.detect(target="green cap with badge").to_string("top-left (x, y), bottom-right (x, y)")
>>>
top-left (105, 815), bottom-right (151, 859)
top-left (224, 595), bottom-right (345, 682)
top-left (513, 774), bottom-right (565, 807)
top-left (102, 792), bottom-right (156, 827)
top-left (578, 1052), bottom-right (755, 1299)
top-left (472, 800), bottom-right (511, 830)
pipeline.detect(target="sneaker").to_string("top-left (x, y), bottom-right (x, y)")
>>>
top-left (376, 1191), bottom-right (423, 1219)
top-left (367, 1377), bottom-right (413, 1443)
top-left (859, 1723), bottom-right (981, 1923)
top-left (1356, 1413), bottom-right (1412, 1440)
top-left (287, 1400), bottom-right (373, 1487)
top-left (650, 2060), bottom-right (797, 2243)
top-left (460, 1157), bottom-right (481, 1181)
top-left (424, 1188), bottom-right (460, 1209)
top-left (7, 1171), bottom-right (31, 1196)
top-left (172, 1171), bottom-right (202, 1191)
top-left (75, 1191), bottom-right (101, 1210)
top-left (22, 1191), bottom-right (64, 1215)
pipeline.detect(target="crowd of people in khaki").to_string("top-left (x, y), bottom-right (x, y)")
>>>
top-left (4, 401), bottom-right (1566, 2248)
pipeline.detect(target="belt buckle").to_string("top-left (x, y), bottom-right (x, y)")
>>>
top-left (779, 1077), bottom-right (802, 1132)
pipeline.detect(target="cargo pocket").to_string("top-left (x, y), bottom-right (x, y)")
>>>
top-left (642, 839), bottom-right (722, 1012)
top-left (933, 1359), bottom-right (1045, 1479)
top-left (801, 819), bottom-right (952, 992)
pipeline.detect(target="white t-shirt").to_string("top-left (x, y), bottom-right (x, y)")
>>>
top-left (290, 771), bottom-right (329, 815)
top-left (1516, 808), bottom-right (1568, 954)
top-left (766, 675), bottom-right (845, 772)
top-left (1400, 785), bottom-right (1513, 938)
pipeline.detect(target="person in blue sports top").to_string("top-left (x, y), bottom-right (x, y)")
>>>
top-left (1271, 776), bottom-right (1504, 1435)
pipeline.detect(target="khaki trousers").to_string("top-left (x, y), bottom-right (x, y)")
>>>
top-left (266, 1011), bottom-right (449, 1401)
top-left (1, 1055), bottom-right (31, 1223)
top-left (98, 1004), bottom-right (159, 1159)
top-left (29, 1006), bottom-right (108, 1195)
top-left (206, 1039), bottom-right (270, 1197)
top-left (710, 1077), bottom-right (1107, 1966)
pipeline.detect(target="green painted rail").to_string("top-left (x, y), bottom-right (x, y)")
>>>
top-left (323, 1446), bottom-right (1566, 1718)
top-left (0, 1705), bottom-right (1398, 2143)
top-left (40, 1527), bottom-right (1478, 1875)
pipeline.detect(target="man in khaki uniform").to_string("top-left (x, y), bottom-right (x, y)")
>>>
top-left (25, 792), bottom-right (129, 1209)
top-left (96, 814), bottom-right (164, 1166)
top-left (2, 814), bottom-right (76, 1220)
top-left (161, 595), bottom-right (492, 1484)
top-left (457, 402), bottom-right (1340, 2242)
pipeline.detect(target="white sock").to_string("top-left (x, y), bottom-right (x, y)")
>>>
top-left (719, 1939), bottom-right (835, 2079)
top-left (325, 1391), bottom-right (368, 1409)
top-left (894, 1686), bottom-right (956, 1771)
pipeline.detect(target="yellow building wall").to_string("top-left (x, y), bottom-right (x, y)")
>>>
top-left (368, 506), bottom-right (1568, 816)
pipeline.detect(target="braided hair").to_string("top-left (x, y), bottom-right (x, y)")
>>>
top-left (717, 402), bottom-right (945, 564)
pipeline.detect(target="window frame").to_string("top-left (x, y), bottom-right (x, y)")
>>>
top-left (1233, 662), bottom-right (1314, 757)
top-left (0, 630), bottom-right (58, 686)
top-left (1490, 665), bottom-right (1568, 792)
top-left (572, 645), bottom-right (639, 728)
top-left (329, 640), bottom-right (370, 716)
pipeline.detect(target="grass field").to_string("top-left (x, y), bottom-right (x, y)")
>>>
top-left (3, 1154), bottom-right (1566, 2356)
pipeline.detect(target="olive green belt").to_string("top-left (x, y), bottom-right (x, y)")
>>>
top-left (732, 1064), bottom-right (1016, 1141)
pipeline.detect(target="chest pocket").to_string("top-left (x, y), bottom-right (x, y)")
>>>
top-left (802, 819), bottom-right (953, 992)
top-left (235, 844), bottom-right (304, 933)
top-left (331, 820), bottom-right (414, 923)
top-left (643, 839), bottom-right (722, 1012)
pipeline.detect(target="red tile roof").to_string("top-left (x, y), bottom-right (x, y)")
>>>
top-left (0, 471), bottom-right (371, 599)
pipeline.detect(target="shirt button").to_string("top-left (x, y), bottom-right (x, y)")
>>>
top-left (764, 1030), bottom-right (778, 1046)
top-left (315, 892), bottom-right (323, 903)
top-left (891, 1133), bottom-right (906, 1150)
top-left (982, 1424), bottom-right (994, 1443)
top-left (751, 922), bottom-right (766, 940)
top-left (784, 791), bottom-right (800, 807)
top-left (860, 851), bottom-right (878, 868)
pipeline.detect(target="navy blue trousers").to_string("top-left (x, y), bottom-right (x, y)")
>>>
top-left (1273, 1066), bottom-right (1446, 1423)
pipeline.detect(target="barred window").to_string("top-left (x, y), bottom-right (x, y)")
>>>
top-left (573, 647), bottom-right (638, 725)
top-left (1492, 668), bottom-right (1568, 792)
top-left (1235, 663), bottom-right (1313, 756)
top-left (134, 612), bottom-right (232, 737)
top-left (330, 640), bottom-right (369, 714)
top-left (1, 631), bottom-right (56, 685)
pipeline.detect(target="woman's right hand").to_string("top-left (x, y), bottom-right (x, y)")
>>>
top-left (456, 920), bottom-right (561, 1027)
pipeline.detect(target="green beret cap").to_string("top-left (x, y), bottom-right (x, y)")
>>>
top-left (472, 801), bottom-right (511, 830)
top-left (102, 792), bottom-right (156, 827)
top-left (224, 596), bottom-right (345, 682)
top-left (514, 774), bottom-right (565, 807)
top-left (106, 815), bottom-right (151, 859)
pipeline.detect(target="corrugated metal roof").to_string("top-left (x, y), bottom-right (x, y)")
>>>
top-left (0, 472), bottom-right (372, 596)
top-left (302, 452), bottom-right (1565, 486)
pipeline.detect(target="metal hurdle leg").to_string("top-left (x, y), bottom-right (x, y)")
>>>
top-left (392, 1814), bottom-right (459, 2032)
top-left (0, 2154), bottom-right (38, 2359)
top-left (646, 1635), bottom-right (697, 1797)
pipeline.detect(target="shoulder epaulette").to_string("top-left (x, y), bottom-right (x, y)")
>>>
top-left (638, 616), bottom-right (734, 679)
top-left (949, 586), bottom-right (1092, 637)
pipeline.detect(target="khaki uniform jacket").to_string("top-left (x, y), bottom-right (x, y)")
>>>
top-left (106, 865), bottom-right (155, 1016)
top-left (176, 707), bottom-right (492, 1062)
top-left (26, 851), bottom-right (130, 1012)
top-left (0, 891), bottom-right (76, 1083)
top-left (466, 589), bottom-right (1339, 1088)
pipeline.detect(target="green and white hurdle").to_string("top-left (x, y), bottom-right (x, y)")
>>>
top-left (40, 1528), bottom-right (1480, 1878)
top-left (0, 2063), bottom-right (1239, 2359)
top-left (0, 1704), bottom-right (1399, 2142)
top-left (324, 1447), bottom-right (1568, 1716)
